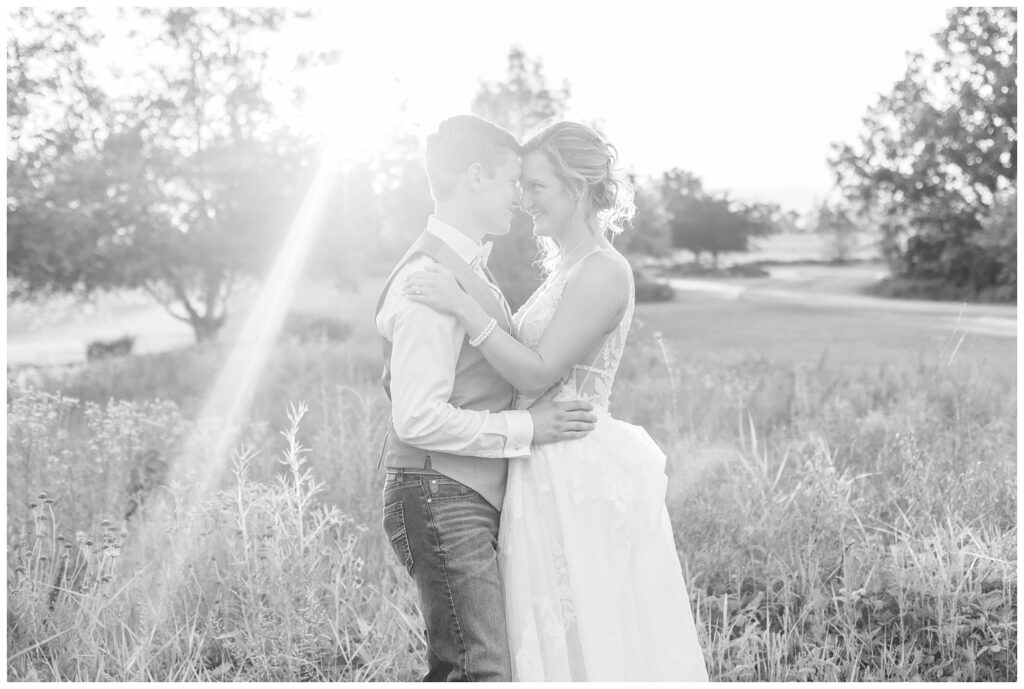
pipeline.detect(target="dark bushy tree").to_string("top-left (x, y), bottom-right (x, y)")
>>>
top-left (660, 169), bottom-right (775, 267)
top-left (829, 7), bottom-right (1016, 300)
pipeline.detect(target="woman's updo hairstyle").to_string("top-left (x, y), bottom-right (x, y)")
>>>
top-left (521, 121), bottom-right (636, 240)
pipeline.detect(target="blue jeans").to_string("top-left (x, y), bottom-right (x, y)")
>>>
top-left (382, 470), bottom-right (511, 682)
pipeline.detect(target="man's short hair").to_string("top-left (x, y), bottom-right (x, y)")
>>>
top-left (424, 115), bottom-right (522, 201)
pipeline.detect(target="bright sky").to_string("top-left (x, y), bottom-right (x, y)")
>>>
top-left (61, 4), bottom-right (954, 215)
top-left (289, 4), bottom-right (952, 213)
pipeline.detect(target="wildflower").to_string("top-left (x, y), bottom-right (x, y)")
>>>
top-left (101, 519), bottom-right (111, 528)
top-left (28, 502), bottom-right (38, 509)
top-left (37, 491), bottom-right (48, 500)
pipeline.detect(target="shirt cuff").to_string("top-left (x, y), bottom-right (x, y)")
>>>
top-left (503, 410), bottom-right (533, 457)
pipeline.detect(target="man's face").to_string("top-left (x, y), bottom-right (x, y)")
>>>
top-left (474, 150), bottom-right (522, 237)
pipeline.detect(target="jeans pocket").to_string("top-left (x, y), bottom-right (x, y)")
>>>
top-left (382, 500), bottom-right (414, 575)
top-left (430, 478), bottom-right (475, 502)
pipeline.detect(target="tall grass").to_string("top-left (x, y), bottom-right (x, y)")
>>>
top-left (6, 327), bottom-right (1016, 681)
top-left (7, 399), bottom-right (421, 681)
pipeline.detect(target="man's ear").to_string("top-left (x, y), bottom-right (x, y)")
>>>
top-left (466, 162), bottom-right (485, 191)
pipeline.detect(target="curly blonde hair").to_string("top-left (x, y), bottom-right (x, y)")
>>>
top-left (522, 121), bottom-right (635, 272)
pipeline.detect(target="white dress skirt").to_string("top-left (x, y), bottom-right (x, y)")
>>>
top-left (498, 249), bottom-right (709, 681)
top-left (498, 409), bottom-right (709, 681)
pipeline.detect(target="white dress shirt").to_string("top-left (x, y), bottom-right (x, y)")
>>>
top-left (376, 216), bottom-right (534, 458)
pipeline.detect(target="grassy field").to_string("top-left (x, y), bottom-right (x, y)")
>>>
top-left (6, 276), bottom-right (1017, 681)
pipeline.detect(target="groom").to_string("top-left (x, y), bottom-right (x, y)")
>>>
top-left (375, 114), bottom-right (596, 681)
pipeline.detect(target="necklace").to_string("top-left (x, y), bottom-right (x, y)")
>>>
top-left (555, 235), bottom-right (607, 274)
top-left (524, 236), bottom-right (603, 313)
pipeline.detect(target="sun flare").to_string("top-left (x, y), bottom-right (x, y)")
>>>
top-left (166, 154), bottom-right (336, 493)
top-left (298, 60), bottom-right (403, 164)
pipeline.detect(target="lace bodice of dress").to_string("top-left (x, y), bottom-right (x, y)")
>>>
top-left (512, 247), bottom-right (634, 412)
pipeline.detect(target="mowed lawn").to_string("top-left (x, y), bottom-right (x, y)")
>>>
top-left (635, 291), bottom-right (1016, 380)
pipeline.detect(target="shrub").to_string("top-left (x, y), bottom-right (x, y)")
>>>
top-left (85, 335), bottom-right (136, 362)
top-left (664, 262), bottom-right (770, 278)
top-left (281, 313), bottom-right (354, 343)
top-left (865, 276), bottom-right (1016, 303)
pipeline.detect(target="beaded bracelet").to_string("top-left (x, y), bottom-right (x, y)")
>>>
top-left (469, 317), bottom-right (497, 347)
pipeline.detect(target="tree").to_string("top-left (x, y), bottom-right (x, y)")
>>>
top-left (658, 169), bottom-right (774, 268)
top-left (308, 161), bottom-right (384, 292)
top-left (7, 8), bottom-right (319, 342)
top-left (811, 202), bottom-right (861, 263)
top-left (472, 45), bottom-right (571, 310)
top-left (471, 45), bottom-right (571, 139)
top-left (6, 9), bottom-right (106, 164)
top-left (617, 174), bottom-right (672, 258)
top-left (7, 9), bottom-right (113, 298)
top-left (373, 129), bottom-right (434, 257)
top-left (977, 189), bottom-right (1016, 299)
top-left (115, 8), bottom-right (318, 341)
top-left (829, 7), bottom-right (1016, 299)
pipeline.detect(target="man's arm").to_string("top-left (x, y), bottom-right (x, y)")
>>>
top-left (382, 260), bottom-right (533, 458)
top-left (401, 252), bottom-right (629, 398)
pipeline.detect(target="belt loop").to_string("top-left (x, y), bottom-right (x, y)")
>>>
top-left (424, 452), bottom-right (432, 471)
top-left (395, 469), bottom-right (405, 482)
top-left (376, 423), bottom-right (391, 470)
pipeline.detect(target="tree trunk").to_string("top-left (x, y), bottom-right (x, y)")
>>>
top-left (190, 314), bottom-right (225, 343)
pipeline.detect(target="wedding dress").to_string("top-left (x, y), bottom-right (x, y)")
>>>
top-left (499, 246), bottom-right (710, 681)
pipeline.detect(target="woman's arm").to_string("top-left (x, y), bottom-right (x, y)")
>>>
top-left (405, 252), bottom-right (629, 396)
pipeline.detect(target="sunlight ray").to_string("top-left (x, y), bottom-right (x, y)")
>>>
top-left (167, 140), bottom-right (342, 494)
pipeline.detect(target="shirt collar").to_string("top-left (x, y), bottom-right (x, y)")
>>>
top-left (425, 215), bottom-right (490, 266)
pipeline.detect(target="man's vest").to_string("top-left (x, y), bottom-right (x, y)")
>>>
top-left (375, 230), bottom-right (516, 510)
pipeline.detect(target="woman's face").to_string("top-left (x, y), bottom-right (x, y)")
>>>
top-left (519, 150), bottom-right (577, 239)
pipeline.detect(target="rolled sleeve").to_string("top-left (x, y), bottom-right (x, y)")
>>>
top-left (378, 259), bottom-right (532, 459)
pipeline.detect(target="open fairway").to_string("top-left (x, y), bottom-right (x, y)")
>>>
top-left (637, 288), bottom-right (1016, 379)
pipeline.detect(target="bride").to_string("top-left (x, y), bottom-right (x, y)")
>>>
top-left (403, 121), bottom-right (709, 681)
